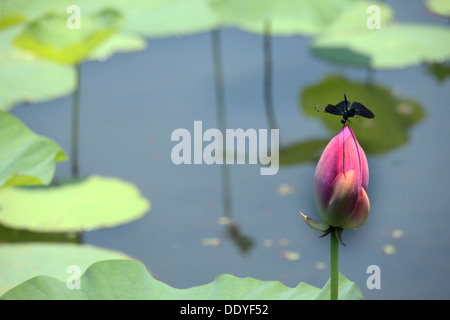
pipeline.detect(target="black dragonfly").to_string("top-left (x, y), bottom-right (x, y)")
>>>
top-left (315, 94), bottom-right (375, 125)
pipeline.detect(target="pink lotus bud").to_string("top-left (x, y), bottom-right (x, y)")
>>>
top-left (299, 126), bottom-right (371, 245)
top-left (313, 126), bottom-right (370, 231)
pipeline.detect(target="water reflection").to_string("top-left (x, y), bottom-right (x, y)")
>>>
top-left (211, 28), bottom-right (254, 255)
top-left (263, 20), bottom-right (279, 132)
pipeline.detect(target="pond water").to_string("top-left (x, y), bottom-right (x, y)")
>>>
top-left (10, 0), bottom-right (450, 299)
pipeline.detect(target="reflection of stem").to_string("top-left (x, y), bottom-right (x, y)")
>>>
top-left (221, 164), bottom-right (232, 217)
top-left (366, 67), bottom-right (374, 86)
top-left (211, 29), bottom-right (232, 218)
top-left (330, 230), bottom-right (339, 300)
top-left (263, 20), bottom-right (278, 132)
top-left (212, 30), bottom-right (254, 254)
top-left (71, 64), bottom-right (81, 179)
top-left (212, 29), bottom-right (226, 133)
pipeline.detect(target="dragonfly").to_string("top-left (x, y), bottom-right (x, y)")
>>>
top-left (315, 94), bottom-right (375, 125)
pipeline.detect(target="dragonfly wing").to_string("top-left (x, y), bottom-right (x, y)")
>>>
top-left (334, 100), bottom-right (348, 113)
top-left (350, 102), bottom-right (375, 119)
top-left (315, 103), bottom-right (342, 115)
top-left (314, 104), bottom-right (328, 113)
top-left (324, 102), bottom-right (346, 115)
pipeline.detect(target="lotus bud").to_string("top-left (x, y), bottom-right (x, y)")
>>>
top-left (300, 126), bottom-right (370, 245)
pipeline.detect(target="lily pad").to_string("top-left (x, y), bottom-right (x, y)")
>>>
top-left (0, 243), bottom-right (132, 296)
top-left (427, 62), bottom-right (450, 83)
top-left (311, 3), bottom-right (450, 69)
top-left (0, 175), bottom-right (150, 232)
top-left (315, 273), bottom-right (364, 300)
top-left (66, 0), bottom-right (220, 38)
top-left (0, 0), bottom-right (147, 62)
top-left (0, 259), bottom-right (363, 300)
top-left (300, 75), bottom-right (425, 154)
top-left (0, 0), bottom-right (71, 29)
top-left (0, 223), bottom-right (82, 244)
top-left (426, 0), bottom-right (450, 18)
top-left (0, 26), bottom-right (75, 111)
top-left (87, 31), bottom-right (146, 61)
top-left (0, 110), bottom-right (67, 188)
top-left (211, 0), bottom-right (357, 36)
top-left (14, 9), bottom-right (123, 64)
top-left (120, 0), bottom-right (220, 37)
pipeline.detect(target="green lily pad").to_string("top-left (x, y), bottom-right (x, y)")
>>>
top-left (0, 223), bottom-right (82, 244)
top-left (315, 273), bottom-right (364, 300)
top-left (311, 2), bottom-right (450, 69)
top-left (118, 0), bottom-right (220, 37)
top-left (0, 15), bottom-right (25, 30)
top-left (313, 1), bottom-right (394, 35)
top-left (0, 175), bottom-right (151, 232)
top-left (0, 243), bottom-right (132, 296)
top-left (66, 0), bottom-right (220, 38)
top-left (211, 0), bottom-right (357, 36)
top-left (0, 0), bottom-right (147, 62)
top-left (0, 259), bottom-right (363, 300)
top-left (300, 75), bottom-right (425, 154)
top-left (0, 0), bottom-right (71, 29)
top-left (314, 24), bottom-right (450, 69)
top-left (87, 31), bottom-right (146, 61)
top-left (14, 9), bottom-right (123, 64)
top-left (0, 110), bottom-right (67, 188)
top-left (0, 26), bottom-right (75, 111)
top-left (426, 0), bottom-right (450, 18)
top-left (427, 62), bottom-right (450, 83)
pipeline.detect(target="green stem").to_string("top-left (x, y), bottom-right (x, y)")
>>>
top-left (330, 229), bottom-right (339, 300)
top-left (71, 63), bottom-right (81, 179)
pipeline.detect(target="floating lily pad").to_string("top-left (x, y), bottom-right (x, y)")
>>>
top-left (0, 0), bottom-right (71, 29)
top-left (120, 0), bottom-right (220, 37)
top-left (313, 24), bottom-right (450, 69)
top-left (313, 1), bottom-right (394, 35)
top-left (0, 175), bottom-right (150, 232)
top-left (0, 110), bottom-right (67, 187)
top-left (211, 0), bottom-right (357, 36)
top-left (1, 0), bottom-right (147, 61)
top-left (0, 26), bottom-right (75, 111)
top-left (0, 14), bottom-right (25, 30)
top-left (426, 0), bottom-right (450, 18)
top-left (427, 62), bottom-right (450, 83)
top-left (315, 273), bottom-right (364, 300)
top-left (0, 243), bottom-right (132, 296)
top-left (0, 223), bottom-right (81, 244)
top-left (14, 9), bottom-right (123, 64)
top-left (311, 3), bottom-right (450, 69)
top-left (87, 31), bottom-right (146, 61)
top-left (300, 75), bottom-right (425, 154)
top-left (70, 0), bottom-right (220, 37)
top-left (1, 259), bottom-right (363, 300)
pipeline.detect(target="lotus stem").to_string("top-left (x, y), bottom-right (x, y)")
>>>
top-left (330, 229), bottom-right (339, 300)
